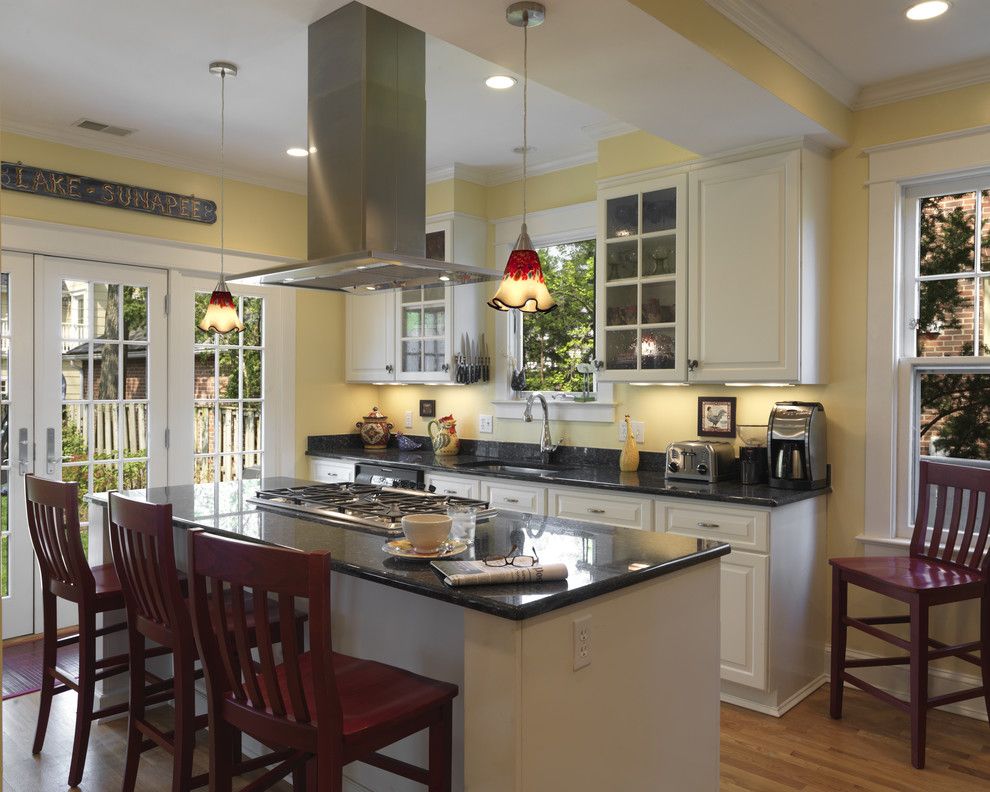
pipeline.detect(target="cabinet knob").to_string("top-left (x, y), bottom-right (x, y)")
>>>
top-left (594, 360), bottom-right (604, 370)
top-left (587, 508), bottom-right (606, 514)
top-left (385, 364), bottom-right (394, 373)
top-left (442, 363), bottom-right (450, 372)
top-left (688, 359), bottom-right (699, 372)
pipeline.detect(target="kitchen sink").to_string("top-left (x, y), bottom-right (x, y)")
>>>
top-left (454, 460), bottom-right (566, 476)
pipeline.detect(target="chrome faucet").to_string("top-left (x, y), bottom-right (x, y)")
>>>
top-left (524, 393), bottom-right (558, 465)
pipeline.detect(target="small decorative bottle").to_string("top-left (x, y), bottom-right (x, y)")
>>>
top-left (619, 414), bottom-right (640, 472)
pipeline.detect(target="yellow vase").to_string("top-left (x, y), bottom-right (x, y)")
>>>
top-left (619, 414), bottom-right (640, 472)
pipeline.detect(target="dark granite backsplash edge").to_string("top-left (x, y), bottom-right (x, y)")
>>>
top-left (307, 433), bottom-right (668, 472)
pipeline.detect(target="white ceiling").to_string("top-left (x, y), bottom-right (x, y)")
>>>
top-left (750, 0), bottom-right (990, 89)
top-left (4, 0), bottom-right (989, 194)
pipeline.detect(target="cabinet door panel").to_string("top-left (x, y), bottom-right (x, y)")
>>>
top-left (310, 459), bottom-right (356, 483)
top-left (481, 481), bottom-right (546, 515)
top-left (550, 488), bottom-right (652, 529)
top-left (719, 551), bottom-right (769, 690)
top-left (346, 291), bottom-right (395, 382)
top-left (426, 474), bottom-right (480, 499)
top-left (688, 150), bottom-right (799, 383)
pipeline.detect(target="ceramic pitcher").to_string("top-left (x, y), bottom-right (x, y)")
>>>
top-left (428, 414), bottom-right (460, 456)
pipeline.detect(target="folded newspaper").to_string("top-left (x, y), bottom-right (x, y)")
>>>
top-left (431, 560), bottom-right (569, 588)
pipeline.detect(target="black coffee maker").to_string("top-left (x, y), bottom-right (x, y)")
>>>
top-left (768, 402), bottom-right (828, 490)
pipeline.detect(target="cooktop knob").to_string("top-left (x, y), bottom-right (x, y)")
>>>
top-left (667, 461), bottom-right (680, 473)
top-left (697, 463), bottom-right (709, 475)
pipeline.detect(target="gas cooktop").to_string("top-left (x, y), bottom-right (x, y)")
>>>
top-left (247, 482), bottom-right (494, 536)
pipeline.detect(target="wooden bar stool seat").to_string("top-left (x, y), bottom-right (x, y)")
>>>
top-left (25, 474), bottom-right (172, 788)
top-left (187, 528), bottom-right (458, 792)
top-left (829, 460), bottom-right (990, 770)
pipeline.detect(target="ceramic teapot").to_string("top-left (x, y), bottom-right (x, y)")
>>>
top-left (427, 414), bottom-right (460, 456)
top-left (355, 407), bottom-right (393, 450)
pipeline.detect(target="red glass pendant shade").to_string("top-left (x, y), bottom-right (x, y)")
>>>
top-left (488, 224), bottom-right (556, 313)
top-left (198, 277), bottom-right (244, 334)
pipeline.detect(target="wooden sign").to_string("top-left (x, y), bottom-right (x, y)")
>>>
top-left (0, 162), bottom-right (217, 224)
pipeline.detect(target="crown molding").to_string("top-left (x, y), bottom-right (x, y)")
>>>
top-left (854, 56), bottom-right (990, 110)
top-left (425, 162), bottom-right (490, 186)
top-left (485, 150), bottom-right (598, 186)
top-left (706, 0), bottom-right (859, 107)
top-left (580, 119), bottom-right (638, 142)
top-left (1, 119), bottom-right (306, 195)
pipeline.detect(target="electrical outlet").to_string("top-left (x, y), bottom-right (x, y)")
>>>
top-left (618, 420), bottom-right (646, 444)
top-left (479, 414), bottom-right (493, 434)
top-left (404, 411), bottom-right (413, 429)
top-left (573, 615), bottom-right (592, 670)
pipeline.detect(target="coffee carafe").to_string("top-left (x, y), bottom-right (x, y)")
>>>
top-left (768, 402), bottom-right (828, 489)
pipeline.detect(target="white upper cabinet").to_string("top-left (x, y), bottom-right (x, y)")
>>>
top-left (596, 173), bottom-right (688, 382)
top-left (687, 147), bottom-right (827, 384)
top-left (345, 213), bottom-right (487, 384)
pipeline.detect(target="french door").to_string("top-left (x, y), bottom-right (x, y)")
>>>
top-left (1, 254), bottom-right (168, 638)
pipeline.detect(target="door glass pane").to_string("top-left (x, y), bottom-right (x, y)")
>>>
top-left (93, 403), bottom-right (120, 461)
top-left (195, 350), bottom-right (215, 398)
top-left (642, 188), bottom-right (676, 234)
top-left (423, 340), bottom-right (444, 372)
top-left (62, 342), bottom-right (90, 400)
top-left (93, 342), bottom-right (119, 399)
top-left (195, 403), bottom-right (215, 454)
top-left (403, 341), bottom-right (423, 372)
top-left (194, 456), bottom-right (215, 484)
top-left (606, 241), bottom-right (637, 281)
top-left (123, 402), bottom-right (147, 458)
top-left (0, 403), bottom-right (7, 467)
top-left (1, 468), bottom-right (7, 596)
top-left (122, 344), bottom-right (147, 399)
top-left (194, 292), bottom-right (212, 345)
top-left (94, 283), bottom-right (119, 340)
top-left (642, 235), bottom-right (676, 276)
top-left (219, 455), bottom-right (239, 482)
top-left (423, 307), bottom-right (444, 336)
top-left (218, 404), bottom-right (238, 454)
top-left (242, 297), bottom-right (262, 346)
top-left (123, 286), bottom-right (148, 341)
top-left (1, 345), bottom-right (7, 402)
top-left (62, 465), bottom-right (90, 525)
top-left (62, 404), bottom-right (89, 462)
top-left (402, 287), bottom-right (420, 305)
top-left (218, 350), bottom-right (238, 398)
top-left (423, 285), bottom-right (444, 301)
top-left (123, 460), bottom-right (148, 490)
top-left (606, 285), bottom-right (638, 327)
top-left (605, 330), bottom-right (637, 370)
top-left (242, 403), bottom-right (262, 454)
top-left (403, 308), bottom-right (422, 337)
top-left (606, 195), bottom-right (637, 238)
top-left (92, 462), bottom-right (120, 496)
top-left (61, 280), bottom-right (89, 343)
top-left (641, 282), bottom-right (676, 324)
top-left (242, 350), bottom-right (262, 399)
top-left (641, 329), bottom-right (676, 370)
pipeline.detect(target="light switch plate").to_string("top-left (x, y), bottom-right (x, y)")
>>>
top-left (479, 414), bottom-right (493, 434)
top-left (618, 420), bottom-right (645, 444)
top-left (404, 411), bottom-right (413, 429)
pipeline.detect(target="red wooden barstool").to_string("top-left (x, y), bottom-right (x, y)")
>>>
top-left (108, 493), bottom-right (303, 791)
top-left (25, 474), bottom-right (169, 787)
top-left (186, 528), bottom-right (458, 792)
top-left (829, 460), bottom-right (990, 768)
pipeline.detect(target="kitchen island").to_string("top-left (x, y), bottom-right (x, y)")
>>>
top-left (90, 478), bottom-right (729, 792)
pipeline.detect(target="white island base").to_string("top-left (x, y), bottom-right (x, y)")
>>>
top-left (331, 560), bottom-right (722, 792)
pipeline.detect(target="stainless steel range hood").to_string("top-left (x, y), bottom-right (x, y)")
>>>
top-left (233, 2), bottom-right (497, 293)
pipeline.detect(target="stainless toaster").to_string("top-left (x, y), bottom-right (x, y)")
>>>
top-left (665, 441), bottom-right (736, 483)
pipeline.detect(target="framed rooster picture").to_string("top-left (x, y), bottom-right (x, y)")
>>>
top-left (697, 396), bottom-right (736, 438)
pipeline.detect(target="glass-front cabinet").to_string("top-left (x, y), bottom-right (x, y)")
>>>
top-left (596, 173), bottom-right (687, 382)
top-left (396, 284), bottom-right (450, 382)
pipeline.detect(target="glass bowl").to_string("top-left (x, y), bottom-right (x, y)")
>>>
top-left (737, 424), bottom-right (768, 447)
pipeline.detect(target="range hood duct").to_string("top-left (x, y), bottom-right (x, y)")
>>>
top-left (233, 2), bottom-right (497, 292)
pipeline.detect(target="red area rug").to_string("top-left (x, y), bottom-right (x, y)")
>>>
top-left (2, 637), bottom-right (79, 700)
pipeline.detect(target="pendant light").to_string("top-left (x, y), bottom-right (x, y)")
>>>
top-left (488, 2), bottom-right (556, 313)
top-left (198, 61), bottom-right (244, 334)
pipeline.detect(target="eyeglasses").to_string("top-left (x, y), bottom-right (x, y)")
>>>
top-left (483, 544), bottom-right (540, 568)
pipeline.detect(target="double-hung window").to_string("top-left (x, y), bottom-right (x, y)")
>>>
top-left (900, 180), bottom-right (990, 534)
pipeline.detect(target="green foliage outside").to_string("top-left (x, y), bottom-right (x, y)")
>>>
top-left (522, 241), bottom-right (596, 392)
top-left (918, 194), bottom-right (990, 459)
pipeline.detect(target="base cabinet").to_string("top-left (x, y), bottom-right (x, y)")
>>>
top-left (718, 550), bottom-right (768, 689)
top-left (309, 458), bottom-right (356, 483)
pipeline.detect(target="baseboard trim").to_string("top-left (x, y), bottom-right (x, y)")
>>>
top-left (720, 674), bottom-right (827, 717)
top-left (825, 644), bottom-right (988, 722)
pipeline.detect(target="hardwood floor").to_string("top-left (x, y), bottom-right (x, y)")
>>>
top-left (2, 683), bottom-right (988, 790)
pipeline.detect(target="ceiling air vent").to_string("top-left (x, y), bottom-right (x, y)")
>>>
top-left (73, 119), bottom-right (135, 137)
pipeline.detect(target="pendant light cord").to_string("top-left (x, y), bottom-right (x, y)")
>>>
top-left (219, 68), bottom-right (226, 280)
top-left (522, 17), bottom-right (528, 226)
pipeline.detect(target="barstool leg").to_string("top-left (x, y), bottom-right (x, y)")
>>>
top-left (829, 567), bottom-right (848, 719)
top-left (32, 591), bottom-right (58, 755)
top-left (428, 702), bottom-right (453, 792)
top-left (68, 609), bottom-right (96, 787)
top-left (909, 596), bottom-right (930, 770)
top-left (172, 653), bottom-right (196, 792)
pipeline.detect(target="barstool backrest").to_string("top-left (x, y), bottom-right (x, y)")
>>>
top-left (25, 474), bottom-right (94, 602)
top-left (912, 460), bottom-right (990, 574)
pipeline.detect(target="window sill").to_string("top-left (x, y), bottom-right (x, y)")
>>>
top-left (491, 398), bottom-right (617, 423)
top-left (855, 533), bottom-right (911, 555)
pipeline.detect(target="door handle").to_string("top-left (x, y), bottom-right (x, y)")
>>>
top-left (17, 428), bottom-right (32, 475)
top-left (46, 427), bottom-right (58, 474)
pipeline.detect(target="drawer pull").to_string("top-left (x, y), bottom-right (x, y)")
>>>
top-left (587, 508), bottom-right (606, 514)
top-left (697, 521), bottom-right (720, 528)
top-left (327, 472), bottom-right (339, 478)
top-left (444, 489), bottom-right (457, 495)
top-left (505, 497), bottom-right (520, 503)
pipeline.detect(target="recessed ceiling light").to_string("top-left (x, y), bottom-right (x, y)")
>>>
top-left (438, 275), bottom-right (451, 282)
top-left (906, 1), bottom-right (949, 20)
top-left (286, 147), bottom-right (309, 157)
top-left (485, 75), bottom-right (517, 90)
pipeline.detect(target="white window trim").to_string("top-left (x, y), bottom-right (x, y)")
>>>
top-left (864, 127), bottom-right (990, 545)
top-left (1, 215), bottom-right (297, 483)
top-left (491, 201), bottom-right (616, 423)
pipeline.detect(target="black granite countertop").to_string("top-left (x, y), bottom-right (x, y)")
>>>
top-left (89, 478), bottom-right (728, 621)
top-left (307, 435), bottom-right (830, 508)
